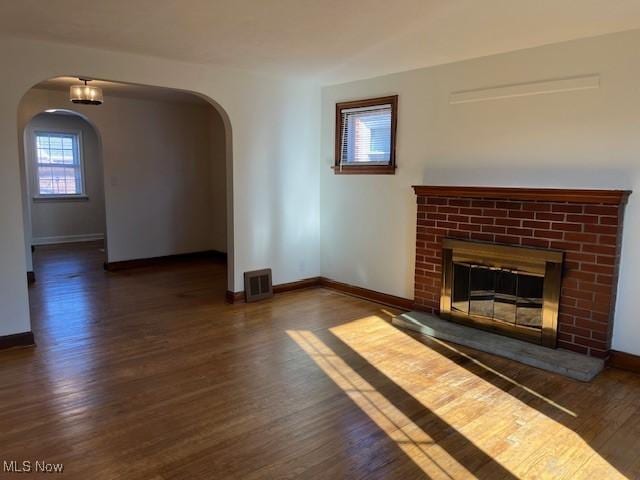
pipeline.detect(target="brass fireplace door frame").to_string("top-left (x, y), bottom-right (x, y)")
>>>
top-left (440, 238), bottom-right (563, 348)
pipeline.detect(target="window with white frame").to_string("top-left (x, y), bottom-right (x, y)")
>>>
top-left (33, 132), bottom-right (85, 197)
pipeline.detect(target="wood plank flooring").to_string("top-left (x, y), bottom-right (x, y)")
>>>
top-left (0, 242), bottom-right (639, 479)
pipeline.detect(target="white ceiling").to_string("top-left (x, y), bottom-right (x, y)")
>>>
top-left (35, 77), bottom-right (211, 105)
top-left (1, 0), bottom-right (640, 84)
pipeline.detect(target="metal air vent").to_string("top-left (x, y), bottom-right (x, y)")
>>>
top-left (244, 268), bottom-right (273, 303)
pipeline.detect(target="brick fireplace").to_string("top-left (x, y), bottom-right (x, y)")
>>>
top-left (413, 186), bottom-right (631, 358)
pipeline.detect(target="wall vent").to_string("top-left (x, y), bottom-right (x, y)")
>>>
top-left (244, 268), bottom-right (273, 303)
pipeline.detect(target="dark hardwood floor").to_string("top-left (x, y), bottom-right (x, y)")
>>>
top-left (0, 242), bottom-right (639, 479)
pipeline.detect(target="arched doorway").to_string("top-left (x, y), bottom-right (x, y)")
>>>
top-left (17, 76), bottom-right (236, 345)
top-left (21, 109), bottom-right (107, 279)
top-left (17, 76), bottom-right (234, 296)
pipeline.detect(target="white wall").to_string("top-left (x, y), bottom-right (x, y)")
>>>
top-left (208, 108), bottom-right (228, 253)
top-left (20, 88), bottom-right (227, 261)
top-left (0, 36), bottom-right (320, 337)
top-left (321, 29), bottom-right (640, 355)
top-left (23, 112), bottom-right (106, 244)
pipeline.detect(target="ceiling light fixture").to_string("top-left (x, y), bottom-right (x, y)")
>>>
top-left (70, 78), bottom-right (103, 105)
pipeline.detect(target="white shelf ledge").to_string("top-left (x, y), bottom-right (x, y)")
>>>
top-left (450, 75), bottom-right (600, 105)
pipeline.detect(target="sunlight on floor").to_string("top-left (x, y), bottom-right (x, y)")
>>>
top-left (375, 311), bottom-right (576, 418)
top-left (287, 329), bottom-right (475, 479)
top-left (427, 334), bottom-right (577, 417)
top-left (288, 314), bottom-right (625, 479)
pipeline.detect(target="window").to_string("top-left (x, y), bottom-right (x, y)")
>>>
top-left (33, 131), bottom-right (85, 197)
top-left (335, 95), bottom-right (397, 174)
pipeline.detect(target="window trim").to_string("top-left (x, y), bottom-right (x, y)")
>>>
top-left (334, 95), bottom-right (398, 175)
top-left (30, 129), bottom-right (87, 200)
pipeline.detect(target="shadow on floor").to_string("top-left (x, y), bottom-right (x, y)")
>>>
top-left (372, 308), bottom-right (640, 478)
top-left (295, 326), bottom-right (520, 479)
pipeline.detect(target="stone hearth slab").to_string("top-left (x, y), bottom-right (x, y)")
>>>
top-left (392, 311), bottom-right (604, 382)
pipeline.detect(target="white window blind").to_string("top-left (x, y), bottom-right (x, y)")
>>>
top-left (340, 104), bottom-right (392, 165)
top-left (34, 132), bottom-right (84, 196)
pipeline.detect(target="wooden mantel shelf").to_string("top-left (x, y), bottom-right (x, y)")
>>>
top-left (412, 186), bottom-right (632, 205)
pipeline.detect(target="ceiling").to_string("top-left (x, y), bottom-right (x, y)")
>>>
top-left (35, 77), bottom-right (211, 105)
top-left (1, 0), bottom-right (640, 84)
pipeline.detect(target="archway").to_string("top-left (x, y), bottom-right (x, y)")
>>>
top-left (20, 108), bottom-right (107, 278)
top-left (17, 76), bottom-right (235, 296)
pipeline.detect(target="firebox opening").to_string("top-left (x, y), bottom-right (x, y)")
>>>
top-left (451, 263), bottom-right (544, 328)
top-left (441, 239), bottom-right (563, 347)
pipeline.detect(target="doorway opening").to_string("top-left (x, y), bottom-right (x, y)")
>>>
top-left (18, 76), bottom-right (234, 342)
top-left (22, 110), bottom-right (108, 279)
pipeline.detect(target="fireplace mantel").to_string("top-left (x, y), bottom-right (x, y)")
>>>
top-left (412, 186), bottom-right (631, 205)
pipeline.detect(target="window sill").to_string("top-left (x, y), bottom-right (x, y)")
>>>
top-left (33, 195), bottom-right (89, 202)
top-left (332, 164), bottom-right (396, 175)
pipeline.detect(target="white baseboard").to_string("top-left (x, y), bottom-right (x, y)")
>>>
top-left (32, 233), bottom-right (104, 246)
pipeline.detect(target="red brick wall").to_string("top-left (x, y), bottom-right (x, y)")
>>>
top-left (414, 195), bottom-right (626, 357)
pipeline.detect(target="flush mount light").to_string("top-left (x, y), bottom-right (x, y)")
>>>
top-left (70, 78), bottom-right (103, 105)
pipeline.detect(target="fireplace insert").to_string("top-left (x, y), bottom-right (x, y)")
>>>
top-left (440, 239), bottom-right (563, 347)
